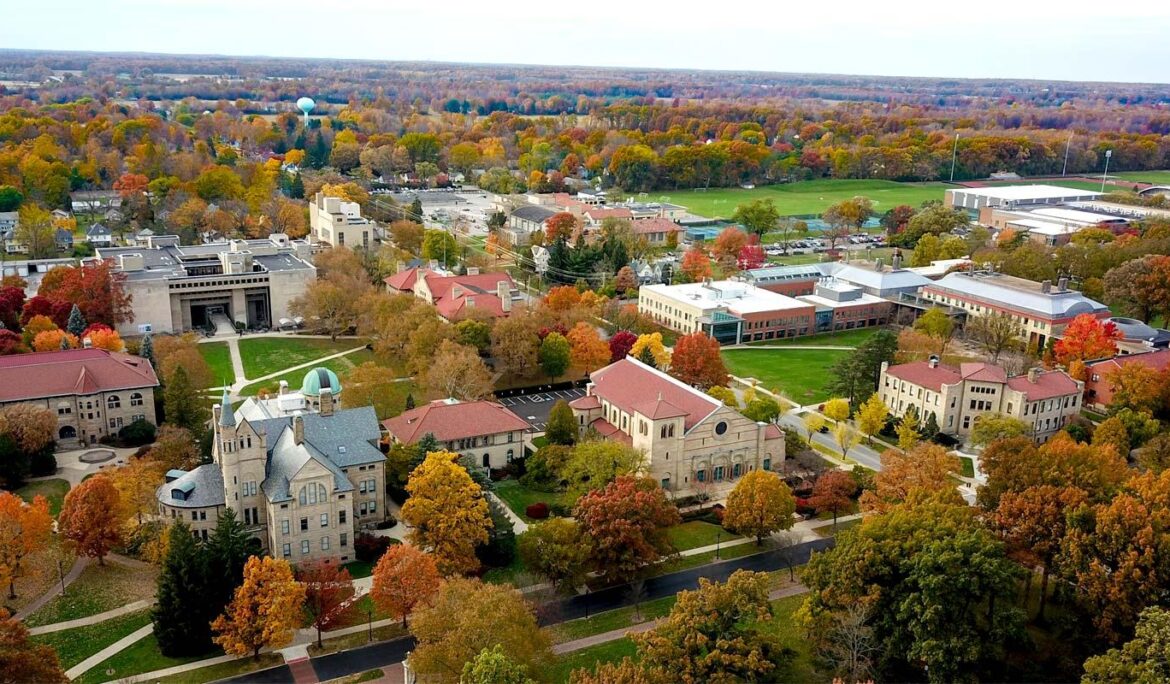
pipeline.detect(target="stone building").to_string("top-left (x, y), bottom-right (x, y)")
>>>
top-left (383, 398), bottom-right (530, 469)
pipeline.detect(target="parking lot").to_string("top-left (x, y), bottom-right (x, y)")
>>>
top-left (499, 387), bottom-right (587, 432)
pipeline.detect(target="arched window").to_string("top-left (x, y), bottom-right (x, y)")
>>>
top-left (298, 486), bottom-right (307, 505)
top-left (130, 393), bottom-right (143, 407)
top-left (107, 395), bottom-right (121, 409)
top-left (317, 483), bottom-right (327, 502)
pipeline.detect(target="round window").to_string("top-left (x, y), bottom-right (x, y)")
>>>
top-left (715, 421), bottom-right (728, 435)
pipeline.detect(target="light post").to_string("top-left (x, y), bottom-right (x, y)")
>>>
top-left (366, 605), bottom-right (373, 643)
top-left (57, 558), bottom-right (65, 595)
top-left (1101, 150), bottom-right (1112, 192)
top-left (715, 530), bottom-right (721, 560)
top-left (949, 133), bottom-right (960, 182)
top-left (1062, 132), bottom-right (1074, 176)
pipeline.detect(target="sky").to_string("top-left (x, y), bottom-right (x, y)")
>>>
top-left (6, 0), bottom-right (1170, 84)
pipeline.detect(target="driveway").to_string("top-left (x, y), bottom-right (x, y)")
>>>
top-left (499, 387), bottom-right (587, 432)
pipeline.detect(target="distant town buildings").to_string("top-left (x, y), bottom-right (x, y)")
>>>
top-left (570, 357), bottom-right (783, 496)
top-left (97, 233), bottom-right (316, 336)
top-left (879, 358), bottom-right (1082, 442)
top-left (0, 348), bottom-right (159, 447)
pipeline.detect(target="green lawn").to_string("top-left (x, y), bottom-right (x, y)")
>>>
top-left (73, 631), bottom-right (279, 684)
top-left (197, 341), bottom-right (234, 388)
top-left (813, 517), bottom-right (862, 538)
top-left (240, 351), bottom-right (401, 398)
top-left (16, 478), bottom-right (70, 516)
top-left (648, 179), bottom-right (950, 218)
top-left (722, 348), bottom-right (849, 404)
top-left (1111, 169), bottom-right (1170, 184)
top-left (343, 559), bottom-right (374, 579)
top-left (236, 337), bottom-right (367, 380)
top-left (494, 480), bottom-right (575, 523)
top-left (958, 455), bottom-right (976, 478)
top-left (547, 638), bottom-right (638, 683)
top-left (665, 521), bottom-right (738, 552)
top-left (23, 561), bottom-right (158, 627)
top-left (549, 595), bottom-right (677, 644)
top-left (746, 326), bottom-right (882, 349)
top-left (31, 609), bottom-right (152, 669)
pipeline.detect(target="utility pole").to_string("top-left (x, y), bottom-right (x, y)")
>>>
top-left (1062, 131), bottom-right (1074, 176)
top-left (949, 133), bottom-right (959, 183)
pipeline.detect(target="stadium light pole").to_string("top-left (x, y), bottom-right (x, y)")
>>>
top-left (949, 133), bottom-right (959, 182)
top-left (1062, 132), bottom-right (1074, 176)
top-left (1101, 150), bottom-right (1112, 193)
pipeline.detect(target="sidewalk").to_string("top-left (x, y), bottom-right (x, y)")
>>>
top-left (14, 556), bottom-right (89, 621)
top-left (66, 624), bottom-right (153, 680)
top-left (27, 599), bottom-right (153, 635)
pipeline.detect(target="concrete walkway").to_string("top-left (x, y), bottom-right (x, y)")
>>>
top-left (488, 490), bottom-right (529, 533)
top-left (66, 623), bottom-right (154, 680)
top-left (27, 599), bottom-right (153, 635)
top-left (212, 342), bottom-right (369, 395)
top-left (14, 556), bottom-right (89, 621)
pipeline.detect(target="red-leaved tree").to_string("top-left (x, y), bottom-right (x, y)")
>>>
top-left (573, 475), bottom-right (681, 585)
top-left (669, 332), bottom-right (730, 390)
top-left (608, 329), bottom-right (637, 363)
top-left (296, 559), bottom-right (354, 647)
top-left (1052, 314), bottom-right (1122, 369)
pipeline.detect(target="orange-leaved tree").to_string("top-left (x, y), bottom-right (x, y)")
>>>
top-left (573, 476), bottom-right (681, 585)
top-left (669, 332), bottom-right (729, 390)
top-left (370, 544), bottom-right (441, 627)
top-left (0, 609), bottom-right (68, 682)
top-left (807, 470), bottom-right (859, 530)
top-left (59, 474), bottom-right (123, 565)
top-left (212, 556), bottom-right (306, 659)
top-left (297, 559), bottom-right (354, 648)
top-left (680, 244), bottom-right (713, 282)
top-left (0, 492), bottom-right (52, 599)
top-left (566, 321), bottom-right (611, 377)
top-left (1052, 314), bottom-right (1122, 370)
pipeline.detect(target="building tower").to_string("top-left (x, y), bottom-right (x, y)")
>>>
top-left (212, 389), bottom-right (268, 532)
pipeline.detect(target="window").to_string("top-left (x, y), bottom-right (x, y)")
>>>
top-left (281, 519), bottom-right (290, 535)
top-left (359, 480), bottom-right (367, 494)
top-left (191, 511), bottom-right (197, 521)
top-left (661, 476), bottom-right (671, 490)
top-left (282, 543), bottom-right (291, 557)
top-left (732, 463), bottom-right (741, 478)
top-left (107, 395), bottom-right (121, 409)
top-left (199, 511), bottom-right (206, 521)
top-left (340, 533), bottom-right (348, 547)
top-left (321, 537), bottom-right (330, 551)
top-left (359, 502), bottom-right (368, 515)
top-left (130, 393), bottom-right (143, 407)
top-left (714, 466), bottom-right (725, 482)
top-left (339, 509), bottom-right (347, 524)
top-left (714, 421), bottom-right (728, 436)
top-left (696, 469), bottom-right (707, 483)
top-left (300, 517), bottom-right (308, 531)
top-left (369, 500), bottom-right (377, 513)
top-left (320, 513), bottom-right (329, 528)
top-left (762, 458), bottom-right (771, 471)
top-left (506, 449), bottom-right (514, 462)
top-left (301, 540), bottom-right (310, 555)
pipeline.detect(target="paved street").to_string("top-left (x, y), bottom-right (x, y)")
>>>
top-left (776, 410), bottom-right (884, 471)
top-left (499, 387), bottom-right (587, 431)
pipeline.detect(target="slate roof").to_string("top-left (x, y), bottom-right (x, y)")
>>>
top-left (0, 349), bottom-right (158, 402)
top-left (156, 464), bottom-right (225, 509)
top-left (511, 205), bottom-right (558, 223)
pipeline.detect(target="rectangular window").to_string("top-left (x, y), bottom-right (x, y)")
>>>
top-left (320, 513), bottom-right (329, 528)
top-left (359, 502), bottom-right (368, 515)
top-left (321, 537), bottom-right (330, 551)
top-left (281, 519), bottom-right (290, 535)
top-left (282, 543), bottom-right (291, 557)
top-left (199, 511), bottom-right (207, 521)
top-left (191, 511), bottom-right (197, 521)
top-left (369, 500), bottom-right (376, 513)
top-left (300, 518), bottom-right (308, 531)
top-left (339, 509), bottom-right (347, 524)
top-left (359, 480), bottom-right (367, 494)
top-left (301, 540), bottom-right (310, 555)
top-left (340, 533), bottom-right (348, 547)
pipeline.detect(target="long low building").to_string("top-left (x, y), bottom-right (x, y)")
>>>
top-left (878, 358), bottom-right (1082, 442)
top-left (97, 233), bottom-right (316, 336)
top-left (638, 278), bottom-right (891, 344)
top-left (945, 184), bottom-right (1103, 211)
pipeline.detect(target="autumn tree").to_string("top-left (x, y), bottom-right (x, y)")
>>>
top-left (913, 307), bottom-right (956, 355)
top-left (711, 228), bottom-right (749, 270)
top-left (977, 433), bottom-right (1127, 511)
top-left (1092, 415), bottom-right (1132, 458)
top-left (517, 518), bottom-right (593, 593)
top-left (679, 244), bottom-right (712, 282)
top-left (853, 393), bottom-right (888, 444)
top-left (566, 322), bottom-right (610, 376)
top-left (808, 470), bottom-right (859, 530)
top-left (37, 261), bottom-right (133, 328)
top-left (289, 279), bottom-right (358, 341)
top-left (0, 609), bottom-right (67, 683)
top-left (629, 332), bottom-right (670, 368)
top-left (896, 408), bottom-right (921, 450)
top-left (539, 331), bottom-right (571, 382)
top-left (15, 204), bottom-right (56, 259)
top-left (400, 451), bottom-right (492, 575)
top-left (608, 329), bottom-right (637, 362)
top-left (0, 492), bottom-right (51, 600)
top-left (147, 425), bottom-right (201, 471)
top-left (409, 578), bottom-right (552, 683)
top-left (722, 470), bottom-right (796, 545)
top-left (731, 199), bottom-right (780, 239)
top-left (573, 476), bottom-right (681, 584)
top-left (545, 212), bottom-right (578, 242)
top-left (422, 340), bottom-right (494, 401)
top-left (213, 556), bottom-right (306, 659)
top-left (110, 458), bottom-right (165, 525)
top-left (861, 443), bottom-right (960, 513)
top-left (491, 314), bottom-right (541, 379)
top-left (370, 544), bottom-right (441, 627)
top-left (1102, 254), bottom-right (1170, 322)
top-left (560, 440), bottom-right (645, 497)
top-left (1103, 361), bottom-right (1165, 414)
top-left (545, 400), bottom-right (578, 446)
top-left (822, 397), bottom-right (850, 423)
top-left (1083, 607), bottom-right (1170, 683)
top-left (822, 197), bottom-right (873, 249)
top-left (969, 414), bottom-right (1032, 446)
top-left (59, 473), bottom-right (123, 564)
top-left (966, 312), bottom-right (1022, 362)
top-left (833, 422), bottom-right (860, 457)
top-left (1052, 314), bottom-right (1121, 368)
top-left (297, 560), bottom-right (354, 647)
top-left (669, 332), bottom-right (729, 390)
top-left (803, 413), bottom-right (825, 446)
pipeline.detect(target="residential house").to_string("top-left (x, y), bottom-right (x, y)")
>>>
top-left (385, 265), bottom-right (517, 320)
top-left (54, 228), bottom-right (74, 252)
top-left (1083, 349), bottom-right (1170, 412)
top-left (86, 223), bottom-right (114, 247)
top-left (382, 398), bottom-right (530, 469)
top-left (632, 217), bottom-right (683, 246)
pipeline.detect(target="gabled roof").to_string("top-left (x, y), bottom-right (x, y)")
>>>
top-left (884, 361), bottom-right (963, 392)
top-left (262, 424), bottom-right (355, 503)
top-left (384, 267), bottom-right (426, 292)
top-left (1086, 348), bottom-right (1170, 374)
top-left (0, 349), bottom-right (158, 402)
top-left (589, 357), bottom-right (720, 430)
top-left (1007, 371), bottom-right (1081, 401)
top-left (569, 395), bottom-right (602, 410)
top-left (435, 294), bottom-right (506, 319)
top-left (631, 217), bottom-right (683, 235)
top-left (959, 362), bottom-right (1008, 383)
top-left (384, 399), bottom-right (530, 444)
top-left (422, 271), bottom-right (514, 303)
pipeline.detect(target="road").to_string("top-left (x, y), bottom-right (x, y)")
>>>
top-left (217, 538), bottom-right (834, 683)
top-left (777, 411), bottom-right (884, 471)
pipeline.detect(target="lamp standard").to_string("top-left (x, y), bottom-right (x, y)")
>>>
top-left (1101, 150), bottom-right (1113, 192)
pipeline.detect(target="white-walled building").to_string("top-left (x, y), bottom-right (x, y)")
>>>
top-left (309, 193), bottom-right (376, 248)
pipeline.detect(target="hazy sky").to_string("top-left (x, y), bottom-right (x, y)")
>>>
top-left (7, 0), bottom-right (1170, 83)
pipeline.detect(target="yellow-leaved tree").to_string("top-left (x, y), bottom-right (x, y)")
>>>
top-left (822, 397), bottom-right (851, 423)
top-left (212, 556), bottom-right (306, 659)
top-left (400, 451), bottom-right (492, 576)
top-left (722, 470), bottom-right (796, 545)
top-left (854, 393), bottom-right (889, 445)
top-left (629, 332), bottom-right (671, 369)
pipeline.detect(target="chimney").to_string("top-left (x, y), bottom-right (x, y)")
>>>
top-left (880, 361), bottom-right (889, 374)
top-left (293, 416), bottom-right (304, 445)
top-left (279, 380), bottom-right (289, 395)
top-left (320, 388), bottom-right (334, 417)
top-left (1041, 280), bottom-right (1052, 294)
top-left (396, 260), bottom-right (406, 274)
top-left (892, 252), bottom-right (902, 270)
top-left (928, 355), bottom-right (940, 368)
top-left (467, 267), bottom-right (480, 275)
top-left (498, 280), bottom-right (512, 312)
top-left (1057, 276), bottom-right (1069, 291)
top-left (1028, 367), bottom-right (1039, 383)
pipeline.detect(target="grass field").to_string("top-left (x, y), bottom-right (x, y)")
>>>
top-left (647, 179), bottom-right (950, 218)
top-left (665, 521), bottom-right (739, 552)
top-left (722, 348), bottom-right (848, 404)
top-left (31, 609), bottom-right (152, 669)
top-left (239, 349), bottom-right (396, 397)
top-left (494, 480), bottom-right (575, 522)
top-left (1112, 169), bottom-right (1170, 184)
top-left (747, 327), bottom-right (882, 348)
top-left (16, 478), bottom-right (70, 516)
top-left (73, 632), bottom-right (279, 684)
top-left (197, 342), bottom-right (234, 387)
top-left (23, 561), bottom-right (158, 627)
top-left (236, 337), bottom-right (367, 380)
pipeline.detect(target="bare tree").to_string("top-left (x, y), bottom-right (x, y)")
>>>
top-left (966, 312), bottom-right (1022, 362)
top-left (820, 604), bottom-right (876, 684)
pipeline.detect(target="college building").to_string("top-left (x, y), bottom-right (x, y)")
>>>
top-left (156, 368), bottom-right (386, 556)
top-left (878, 359), bottom-right (1082, 442)
top-left (97, 234), bottom-right (316, 336)
top-left (569, 357), bottom-right (784, 497)
top-left (309, 193), bottom-right (377, 248)
top-left (382, 398), bottom-right (530, 469)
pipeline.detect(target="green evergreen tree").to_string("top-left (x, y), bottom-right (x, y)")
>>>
top-left (59, 334), bottom-right (70, 350)
top-left (204, 508), bottom-right (252, 614)
top-left (414, 432), bottom-right (440, 469)
top-left (289, 173), bottom-right (305, 199)
top-left (409, 198), bottom-right (423, 222)
top-left (922, 412), bottom-right (940, 440)
top-left (638, 345), bottom-right (658, 369)
top-left (163, 366), bottom-right (208, 433)
top-left (66, 304), bottom-right (87, 337)
top-left (545, 400), bottom-right (578, 446)
top-left (404, 393), bottom-right (415, 410)
top-left (153, 520), bottom-right (215, 656)
top-left (140, 333), bottom-right (156, 370)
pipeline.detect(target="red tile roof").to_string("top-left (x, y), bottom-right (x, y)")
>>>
top-left (885, 361), bottom-right (963, 392)
top-left (765, 424), bottom-right (783, 440)
top-left (583, 207), bottom-right (633, 221)
top-left (0, 349), bottom-right (159, 402)
top-left (630, 398), bottom-right (689, 420)
top-left (589, 418), bottom-right (633, 446)
top-left (383, 399), bottom-right (530, 444)
top-left (631, 217), bottom-right (683, 235)
top-left (1086, 349), bottom-right (1170, 375)
top-left (384, 267), bottom-right (426, 292)
top-left (589, 357), bottom-right (719, 430)
top-left (959, 362), bottom-right (1008, 383)
top-left (435, 294), bottom-right (506, 320)
top-left (569, 395), bottom-right (601, 410)
top-left (1007, 371), bottom-right (1081, 401)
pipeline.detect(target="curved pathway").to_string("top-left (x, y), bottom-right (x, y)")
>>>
top-left (27, 599), bottom-right (153, 636)
top-left (14, 556), bottom-right (89, 621)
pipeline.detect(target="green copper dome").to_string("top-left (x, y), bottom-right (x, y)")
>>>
top-left (301, 367), bottom-right (342, 397)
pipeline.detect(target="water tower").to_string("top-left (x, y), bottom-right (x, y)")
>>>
top-left (296, 97), bottom-right (315, 126)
